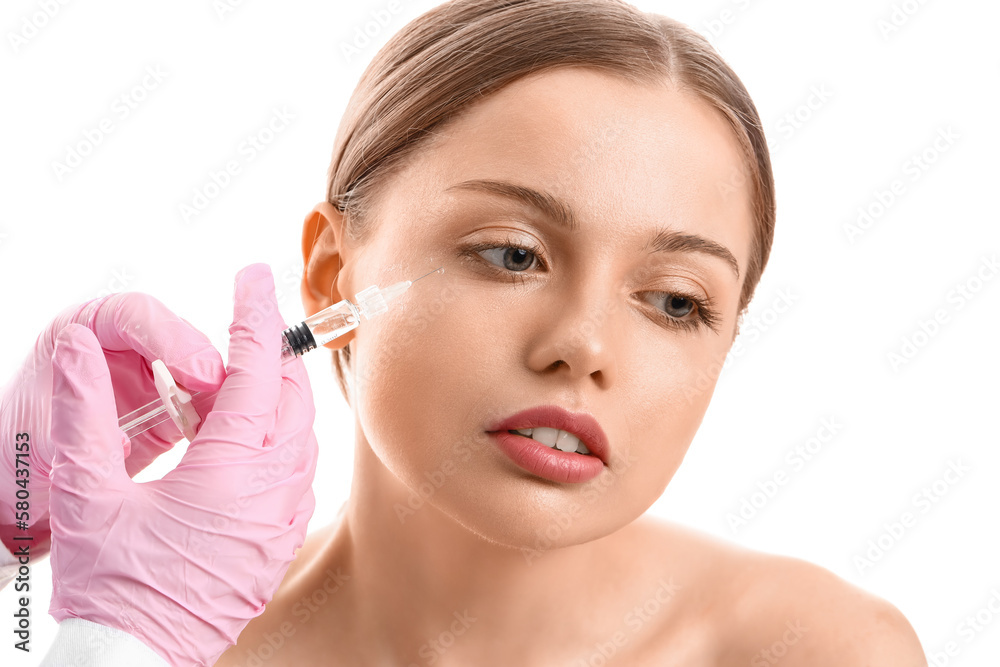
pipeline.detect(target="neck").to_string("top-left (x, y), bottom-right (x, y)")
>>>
top-left (321, 429), bottom-right (636, 664)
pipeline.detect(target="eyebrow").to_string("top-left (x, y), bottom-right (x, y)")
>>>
top-left (445, 178), bottom-right (741, 279)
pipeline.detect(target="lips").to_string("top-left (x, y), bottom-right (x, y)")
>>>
top-left (486, 405), bottom-right (610, 465)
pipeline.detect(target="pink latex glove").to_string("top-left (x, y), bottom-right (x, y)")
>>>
top-left (0, 291), bottom-right (226, 556)
top-left (47, 264), bottom-right (319, 667)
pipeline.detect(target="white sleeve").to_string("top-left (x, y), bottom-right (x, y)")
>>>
top-left (2, 547), bottom-right (169, 666)
top-left (0, 541), bottom-right (18, 590)
top-left (39, 618), bottom-right (170, 666)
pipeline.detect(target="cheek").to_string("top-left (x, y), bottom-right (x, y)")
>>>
top-left (616, 330), bottom-right (731, 494)
top-left (347, 271), bottom-right (735, 544)
top-left (664, 339), bottom-right (730, 416)
top-left (349, 283), bottom-right (497, 480)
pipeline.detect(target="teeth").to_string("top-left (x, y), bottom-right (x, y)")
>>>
top-left (554, 429), bottom-right (579, 453)
top-left (532, 426), bottom-right (560, 448)
top-left (510, 427), bottom-right (590, 455)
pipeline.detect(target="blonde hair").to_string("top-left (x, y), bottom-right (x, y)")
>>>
top-left (325, 0), bottom-right (776, 400)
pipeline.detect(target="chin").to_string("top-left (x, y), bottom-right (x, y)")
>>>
top-left (424, 473), bottom-right (648, 556)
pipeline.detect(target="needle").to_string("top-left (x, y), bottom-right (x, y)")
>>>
top-left (412, 266), bottom-right (445, 283)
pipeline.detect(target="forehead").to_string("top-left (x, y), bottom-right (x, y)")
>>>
top-left (382, 66), bottom-right (753, 271)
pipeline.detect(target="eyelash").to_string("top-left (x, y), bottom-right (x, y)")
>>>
top-left (461, 236), bottom-right (722, 334)
top-left (645, 291), bottom-right (721, 334)
top-left (462, 236), bottom-right (547, 286)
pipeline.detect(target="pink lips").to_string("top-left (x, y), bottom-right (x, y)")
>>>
top-left (486, 405), bottom-right (609, 484)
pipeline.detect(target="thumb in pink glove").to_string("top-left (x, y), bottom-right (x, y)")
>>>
top-left (47, 263), bottom-right (318, 667)
top-left (0, 291), bottom-right (227, 556)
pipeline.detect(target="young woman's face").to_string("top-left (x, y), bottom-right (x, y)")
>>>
top-left (329, 66), bottom-right (754, 549)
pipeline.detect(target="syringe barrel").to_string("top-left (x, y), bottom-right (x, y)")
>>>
top-left (121, 291), bottom-right (387, 438)
top-left (282, 297), bottom-right (361, 358)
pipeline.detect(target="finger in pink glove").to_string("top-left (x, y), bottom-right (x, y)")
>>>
top-left (0, 290), bottom-right (227, 556)
top-left (47, 264), bottom-right (318, 667)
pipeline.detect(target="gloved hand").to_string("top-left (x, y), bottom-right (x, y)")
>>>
top-left (0, 290), bottom-right (227, 556)
top-left (46, 264), bottom-right (319, 667)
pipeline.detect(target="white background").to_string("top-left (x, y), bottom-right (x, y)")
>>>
top-left (1, 0), bottom-right (998, 663)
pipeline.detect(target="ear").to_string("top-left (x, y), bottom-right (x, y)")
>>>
top-left (301, 201), bottom-right (355, 350)
top-left (731, 311), bottom-right (744, 344)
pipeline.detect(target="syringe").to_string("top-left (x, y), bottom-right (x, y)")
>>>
top-left (117, 266), bottom-right (444, 441)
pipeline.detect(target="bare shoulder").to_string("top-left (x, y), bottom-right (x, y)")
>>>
top-left (213, 522), bottom-right (336, 666)
top-left (632, 516), bottom-right (926, 666)
top-left (716, 542), bottom-right (927, 665)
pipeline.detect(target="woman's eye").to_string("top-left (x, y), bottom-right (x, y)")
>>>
top-left (643, 290), bottom-right (714, 332)
top-left (477, 245), bottom-right (541, 272)
top-left (657, 294), bottom-right (695, 319)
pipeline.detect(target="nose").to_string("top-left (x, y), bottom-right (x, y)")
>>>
top-left (525, 283), bottom-right (619, 388)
